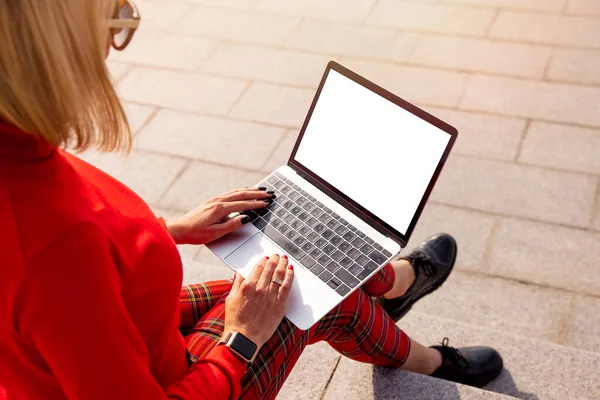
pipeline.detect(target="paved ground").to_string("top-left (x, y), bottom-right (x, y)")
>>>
top-left (84, 0), bottom-right (600, 395)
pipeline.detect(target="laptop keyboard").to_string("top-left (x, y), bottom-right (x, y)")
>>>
top-left (243, 172), bottom-right (393, 297)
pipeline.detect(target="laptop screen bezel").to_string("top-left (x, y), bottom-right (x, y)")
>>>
top-left (288, 61), bottom-right (458, 248)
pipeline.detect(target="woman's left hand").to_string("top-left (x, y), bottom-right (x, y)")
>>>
top-left (165, 187), bottom-right (274, 245)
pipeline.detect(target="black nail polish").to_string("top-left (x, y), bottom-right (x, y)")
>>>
top-left (241, 215), bottom-right (251, 225)
top-left (267, 190), bottom-right (275, 195)
top-left (270, 194), bottom-right (277, 199)
top-left (263, 198), bottom-right (274, 204)
top-left (258, 186), bottom-right (267, 191)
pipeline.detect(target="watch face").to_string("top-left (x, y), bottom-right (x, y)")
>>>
top-left (231, 333), bottom-right (258, 361)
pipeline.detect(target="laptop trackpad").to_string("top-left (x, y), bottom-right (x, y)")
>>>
top-left (225, 233), bottom-right (282, 279)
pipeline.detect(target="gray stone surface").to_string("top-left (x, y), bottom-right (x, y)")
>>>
top-left (228, 83), bottom-right (315, 128)
top-left (409, 35), bottom-right (552, 79)
top-left (172, 5), bottom-right (301, 46)
top-left (109, 29), bottom-right (217, 71)
top-left (411, 271), bottom-right (572, 342)
top-left (430, 155), bottom-right (597, 228)
top-left (202, 43), bottom-right (331, 88)
top-left (260, 130), bottom-right (299, 172)
top-left (135, 109), bottom-right (286, 170)
top-left (123, 103), bottom-right (156, 135)
top-left (366, 0), bottom-right (497, 35)
top-left (324, 357), bottom-right (516, 400)
top-left (77, 150), bottom-right (187, 205)
top-left (564, 295), bottom-right (600, 351)
top-left (118, 67), bottom-right (248, 116)
top-left (284, 19), bottom-right (406, 61)
top-left (340, 58), bottom-right (468, 107)
top-left (425, 107), bottom-right (526, 162)
top-left (547, 48), bottom-right (600, 85)
top-left (400, 312), bottom-right (600, 400)
top-left (460, 75), bottom-right (600, 128)
top-left (488, 218), bottom-right (600, 296)
top-left (255, 0), bottom-right (375, 24)
top-left (403, 203), bottom-right (497, 273)
top-left (490, 11), bottom-right (600, 48)
top-left (158, 162), bottom-right (265, 212)
top-left (278, 342), bottom-right (341, 400)
top-left (181, 258), bottom-right (232, 286)
top-left (520, 122), bottom-right (600, 175)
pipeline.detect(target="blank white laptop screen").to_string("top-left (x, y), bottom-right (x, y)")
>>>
top-left (294, 70), bottom-right (451, 235)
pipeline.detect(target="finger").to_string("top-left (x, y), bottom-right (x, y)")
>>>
top-left (246, 255), bottom-right (268, 286)
top-left (256, 254), bottom-right (280, 292)
top-left (277, 264), bottom-right (295, 304)
top-left (229, 272), bottom-right (244, 297)
top-left (219, 188), bottom-right (274, 202)
top-left (269, 255), bottom-right (288, 296)
top-left (209, 214), bottom-right (252, 239)
top-left (214, 200), bottom-right (273, 220)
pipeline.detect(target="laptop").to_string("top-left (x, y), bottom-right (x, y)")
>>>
top-left (208, 61), bottom-right (458, 330)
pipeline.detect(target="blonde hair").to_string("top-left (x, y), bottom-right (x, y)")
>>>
top-left (0, 0), bottom-right (131, 152)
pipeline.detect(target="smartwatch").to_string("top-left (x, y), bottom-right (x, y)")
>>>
top-left (218, 332), bottom-right (259, 363)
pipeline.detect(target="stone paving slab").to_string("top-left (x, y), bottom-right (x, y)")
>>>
top-left (228, 83), bottom-right (315, 128)
top-left (402, 203), bottom-right (497, 274)
top-left (78, 150), bottom-right (187, 205)
top-left (488, 218), bottom-right (600, 296)
top-left (254, 0), bottom-right (376, 24)
top-left (324, 358), bottom-right (516, 400)
top-left (564, 295), bottom-right (600, 350)
top-left (431, 155), bottom-right (597, 228)
top-left (202, 43), bottom-right (332, 88)
top-left (157, 161), bottom-right (265, 212)
top-left (122, 103), bottom-right (156, 135)
top-left (519, 122), bottom-right (600, 175)
top-left (568, 0), bottom-right (600, 15)
top-left (410, 271), bottom-right (572, 343)
top-left (547, 48), bottom-right (600, 85)
top-left (400, 312), bottom-right (600, 400)
top-left (424, 107), bottom-right (526, 161)
top-left (109, 29), bottom-right (217, 71)
top-left (260, 130), bottom-right (298, 172)
top-left (365, 0), bottom-right (497, 35)
top-left (118, 67), bottom-right (249, 116)
top-left (172, 5), bottom-right (301, 45)
top-left (284, 19), bottom-right (410, 61)
top-left (409, 35), bottom-right (552, 79)
top-left (278, 342), bottom-right (340, 400)
top-left (489, 11), bottom-right (600, 49)
top-left (460, 75), bottom-right (600, 128)
top-left (135, 109), bottom-right (286, 170)
top-left (340, 58), bottom-right (468, 107)
top-left (441, 0), bottom-right (565, 12)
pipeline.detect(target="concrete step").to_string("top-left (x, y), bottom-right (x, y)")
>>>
top-left (322, 359), bottom-right (517, 400)
top-left (281, 311), bottom-right (600, 399)
top-left (370, 311), bottom-right (599, 400)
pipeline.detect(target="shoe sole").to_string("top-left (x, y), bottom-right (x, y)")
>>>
top-left (390, 236), bottom-right (457, 322)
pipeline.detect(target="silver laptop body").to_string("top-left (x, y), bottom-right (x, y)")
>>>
top-left (208, 61), bottom-right (458, 330)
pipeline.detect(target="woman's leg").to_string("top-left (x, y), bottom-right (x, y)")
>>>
top-left (183, 263), bottom-right (435, 399)
top-left (178, 279), bottom-right (233, 337)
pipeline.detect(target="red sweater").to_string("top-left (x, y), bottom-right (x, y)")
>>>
top-left (0, 124), bottom-right (247, 399)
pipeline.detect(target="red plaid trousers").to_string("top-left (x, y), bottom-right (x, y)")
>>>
top-left (179, 263), bottom-right (410, 399)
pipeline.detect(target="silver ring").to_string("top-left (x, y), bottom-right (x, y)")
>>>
top-left (271, 277), bottom-right (283, 286)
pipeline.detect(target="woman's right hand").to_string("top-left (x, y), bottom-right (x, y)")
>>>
top-left (224, 254), bottom-right (295, 349)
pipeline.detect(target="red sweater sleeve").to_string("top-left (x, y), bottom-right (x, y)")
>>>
top-left (17, 223), bottom-right (247, 399)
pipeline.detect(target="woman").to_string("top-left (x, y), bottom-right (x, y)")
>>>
top-left (0, 1), bottom-right (503, 399)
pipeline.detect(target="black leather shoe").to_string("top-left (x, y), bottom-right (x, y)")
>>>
top-left (431, 338), bottom-right (504, 388)
top-left (377, 233), bottom-right (457, 322)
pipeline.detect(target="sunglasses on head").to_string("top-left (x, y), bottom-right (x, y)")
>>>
top-left (108, 0), bottom-right (140, 51)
